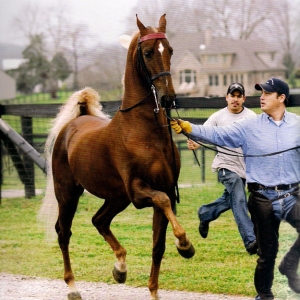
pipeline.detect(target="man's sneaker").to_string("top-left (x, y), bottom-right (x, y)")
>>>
top-left (278, 250), bottom-right (300, 293)
top-left (246, 240), bottom-right (258, 255)
top-left (199, 220), bottom-right (209, 238)
top-left (255, 295), bottom-right (274, 300)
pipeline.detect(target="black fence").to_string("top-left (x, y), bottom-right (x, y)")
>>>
top-left (0, 94), bottom-right (299, 200)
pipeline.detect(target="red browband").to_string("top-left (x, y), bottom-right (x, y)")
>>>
top-left (139, 33), bottom-right (167, 43)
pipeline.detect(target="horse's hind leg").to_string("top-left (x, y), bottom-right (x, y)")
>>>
top-left (55, 183), bottom-right (84, 300)
top-left (92, 198), bottom-right (130, 283)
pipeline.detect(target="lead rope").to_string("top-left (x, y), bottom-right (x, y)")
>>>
top-left (169, 107), bottom-right (300, 158)
top-left (166, 111), bottom-right (180, 208)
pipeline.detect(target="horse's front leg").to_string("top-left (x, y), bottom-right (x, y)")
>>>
top-left (148, 189), bottom-right (195, 259)
top-left (148, 207), bottom-right (168, 300)
top-left (132, 182), bottom-right (195, 259)
top-left (92, 198), bottom-right (130, 283)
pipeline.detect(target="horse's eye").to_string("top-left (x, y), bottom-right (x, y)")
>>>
top-left (144, 51), bottom-right (152, 59)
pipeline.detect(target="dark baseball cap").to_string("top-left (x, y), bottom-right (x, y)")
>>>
top-left (255, 78), bottom-right (290, 99)
top-left (227, 83), bottom-right (245, 95)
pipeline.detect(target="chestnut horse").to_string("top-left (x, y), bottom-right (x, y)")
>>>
top-left (39, 14), bottom-right (194, 300)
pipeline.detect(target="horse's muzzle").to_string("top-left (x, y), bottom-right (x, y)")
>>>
top-left (161, 95), bottom-right (176, 109)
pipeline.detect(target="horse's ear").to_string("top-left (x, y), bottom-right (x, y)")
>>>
top-left (158, 14), bottom-right (166, 33)
top-left (136, 14), bottom-right (147, 36)
top-left (119, 35), bottom-right (132, 49)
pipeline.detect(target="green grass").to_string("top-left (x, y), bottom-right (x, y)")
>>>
top-left (0, 186), bottom-right (297, 299)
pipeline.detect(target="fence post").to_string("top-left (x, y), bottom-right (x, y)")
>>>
top-left (21, 116), bottom-right (36, 198)
top-left (0, 138), bottom-right (2, 205)
top-left (201, 147), bottom-right (205, 183)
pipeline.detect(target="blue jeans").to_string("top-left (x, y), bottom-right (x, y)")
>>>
top-left (198, 168), bottom-right (256, 248)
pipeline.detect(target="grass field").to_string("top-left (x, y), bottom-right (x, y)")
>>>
top-left (0, 185), bottom-right (298, 299)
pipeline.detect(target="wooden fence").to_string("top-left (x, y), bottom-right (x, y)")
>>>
top-left (0, 94), bottom-right (299, 199)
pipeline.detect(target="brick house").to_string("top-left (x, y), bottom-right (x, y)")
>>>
top-left (170, 32), bottom-right (286, 97)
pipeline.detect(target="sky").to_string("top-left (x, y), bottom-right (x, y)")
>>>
top-left (0, 0), bottom-right (138, 46)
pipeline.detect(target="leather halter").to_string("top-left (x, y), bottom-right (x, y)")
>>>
top-left (140, 32), bottom-right (167, 42)
top-left (119, 32), bottom-right (172, 113)
top-left (137, 32), bottom-right (171, 87)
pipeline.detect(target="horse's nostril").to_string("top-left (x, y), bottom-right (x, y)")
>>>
top-left (161, 95), bottom-right (175, 109)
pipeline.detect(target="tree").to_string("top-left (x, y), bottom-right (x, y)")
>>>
top-left (9, 34), bottom-right (71, 96)
top-left (48, 52), bottom-right (72, 98)
top-left (51, 52), bottom-right (71, 82)
top-left (12, 1), bottom-right (92, 92)
top-left (12, 2), bottom-right (47, 44)
top-left (9, 34), bottom-right (51, 94)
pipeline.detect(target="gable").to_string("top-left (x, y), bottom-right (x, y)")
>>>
top-left (175, 50), bottom-right (201, 72)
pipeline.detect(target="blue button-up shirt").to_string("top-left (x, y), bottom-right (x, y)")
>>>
top-left (190, 111), bottom-right (300, 186)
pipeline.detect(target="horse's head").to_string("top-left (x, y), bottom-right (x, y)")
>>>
top-left (120, 14), bottom-right (176, 110)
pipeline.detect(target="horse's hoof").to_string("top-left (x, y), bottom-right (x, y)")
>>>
top-left (150, 292), bottom-right (160, 300)
top-left (68, 291), bottom-right (82, 300)
top-left (175, 240), bottom-right (195, 259)
top-left (112, 266), bottom-right (127, 283)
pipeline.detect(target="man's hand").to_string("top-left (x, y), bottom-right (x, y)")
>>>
top-left (170, 119), bottom-right (192, 134)
top-left (187, 139), bottom-right (200, 150)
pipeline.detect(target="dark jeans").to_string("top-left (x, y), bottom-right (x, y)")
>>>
top-left (248, 187), bottom-right (300, 299)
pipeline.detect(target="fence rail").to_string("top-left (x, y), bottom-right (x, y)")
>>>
top-left (0, 93), bottom-right (299, 200)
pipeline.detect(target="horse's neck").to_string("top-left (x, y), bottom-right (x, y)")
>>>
top-left (120, 59), bottom-right (168, 129)
top-left (118, 91), bottom-right (169, 137)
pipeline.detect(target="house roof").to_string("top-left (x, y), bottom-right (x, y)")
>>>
top-left (169, 32), bottom-right (285, 73)
top-left (2, 59), bottom-right (28, 70)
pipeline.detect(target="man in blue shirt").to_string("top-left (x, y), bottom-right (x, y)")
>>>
top-left (171, 78), bottom-right (300, 300)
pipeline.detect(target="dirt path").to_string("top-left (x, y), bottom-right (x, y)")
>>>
top-left (0, 273), bottom-right (254, 300)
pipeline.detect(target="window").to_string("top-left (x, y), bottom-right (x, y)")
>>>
top-left (215, 75), bottom-right (219, 86)
top-left (223, 75), bottom-right (227, 86)
top-left (180, 69), bottom-right (196, 84)
top-left (209, 75), bottom-right (219, 86)
top-left (208, 55), bottom-right (218, 64)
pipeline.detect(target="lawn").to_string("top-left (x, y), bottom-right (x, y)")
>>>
top-left (0, 185), bottom-right (298, 299)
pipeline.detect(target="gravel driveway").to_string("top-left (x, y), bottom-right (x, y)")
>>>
top-left (0, 273), bottom-right (253, 300)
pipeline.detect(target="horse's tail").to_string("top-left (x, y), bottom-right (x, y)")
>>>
top-left (38, 87), bottom-right (110, 241)
top-left (45, 87), bottom-right (110, 161)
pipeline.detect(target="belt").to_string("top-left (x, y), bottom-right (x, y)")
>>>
top-left (248, 182), bottom-right (298, 191)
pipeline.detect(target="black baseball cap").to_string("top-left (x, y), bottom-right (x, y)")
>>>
top-left (227, 83), bottom-right (245, 95)
top-left (255, 78), bottom-right (290, 99)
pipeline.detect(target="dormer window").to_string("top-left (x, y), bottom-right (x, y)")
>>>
top-left (208, 55), bottom-right (218, 64)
